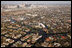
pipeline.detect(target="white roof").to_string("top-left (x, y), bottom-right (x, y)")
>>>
top-left (39, 23), bottom-right (45, 28)
top-left (6, 39), bottom-right (10, 41)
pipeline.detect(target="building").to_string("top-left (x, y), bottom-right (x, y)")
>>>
top-left (39, 23), bottom-right (46, 28)
top-left (18, 4), bottom-right (25, 8)
top-left (4, 5), bottom-right (17, 9)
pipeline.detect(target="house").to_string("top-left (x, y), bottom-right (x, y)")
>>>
top-left (38, 23), bottom-right (45, 28)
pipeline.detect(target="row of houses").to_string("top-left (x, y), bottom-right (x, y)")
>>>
top-left (1, 4), bottom-right (25, 9)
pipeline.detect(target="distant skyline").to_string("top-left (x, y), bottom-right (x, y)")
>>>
top-left (1, 1), bottom-right (71, 5)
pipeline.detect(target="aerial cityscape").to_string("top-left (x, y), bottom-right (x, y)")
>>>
top-left (1, 1), bottom-right (71, 47)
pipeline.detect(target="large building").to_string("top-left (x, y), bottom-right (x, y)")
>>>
top-left (4, 5), bottom-right (17, 9)
top-left (18, 4), bottom-right (25, 8)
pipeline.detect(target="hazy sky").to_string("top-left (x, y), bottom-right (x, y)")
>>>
top-left (1, 1), bottom-right (71, 5)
